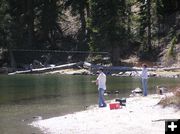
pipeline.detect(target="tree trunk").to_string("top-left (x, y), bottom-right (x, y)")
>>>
top-left (85, 0), bottom-right (90, 48)
top-left (156, 0), bottom-right (160, 47)
top-left (111, 44), bottom-right (120, 66)
top-left (79, 5), bottom-right (88, 50)
top-left (27, 0), bottom-right (34, 48)
top-left (147, 0), bottom-right (151, 50)
top-left (9, 49), bottom-right (16, 71)
top-left (127, 3), bottom-right (131, 37)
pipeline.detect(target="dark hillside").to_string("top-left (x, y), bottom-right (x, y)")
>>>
top-left (0, 0), bottom-right (179, 70)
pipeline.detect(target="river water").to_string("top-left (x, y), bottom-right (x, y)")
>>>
top-left (0, 74), bottom-right (179, 134)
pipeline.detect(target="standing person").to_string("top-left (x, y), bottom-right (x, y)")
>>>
top-left (141, 64), bottom-right (148, 96)
top-left (96, 67), bottom-right (107, 107)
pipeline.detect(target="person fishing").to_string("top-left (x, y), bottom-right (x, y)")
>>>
top-left (141, 64), bottom-right (148, 96)
top-left (96, 67), bottom-right (107, 107)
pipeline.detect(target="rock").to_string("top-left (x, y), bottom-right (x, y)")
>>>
top-left (174, 88), bottom-right (180, 96)
top-left (132, 87), bottom-right (142, 94)
top-left (114, 90), bottom-right (120, 94)
top-left (33, 116), bottom-right (42, 120)
top-left (156, 86), bottom-right (168, 95)
top-left (130, 87), bottom-right (143, 97)
top-left (22, 119), bottom-right (29, 122)
top-left (104, 91), bottom-right (111, 96)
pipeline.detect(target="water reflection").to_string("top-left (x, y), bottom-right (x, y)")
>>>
top-left (0, 75), bottom-right (180, 104)
top-left (0, 74), bottom-right (180, 134)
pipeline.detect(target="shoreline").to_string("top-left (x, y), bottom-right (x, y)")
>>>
top-left (48, 68), bottom-right (180, 78)
top-left (45, 68), bottom-right (180, 79)
top-left (30, 94), bottom-right (180, 134)
top-left (2, 61), bottom-right (179, 78)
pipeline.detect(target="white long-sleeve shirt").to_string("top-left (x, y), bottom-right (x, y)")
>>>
top-left (97, 72), bottom-right (106, 90)
top-left (141, 67), bottom-right (148, 79)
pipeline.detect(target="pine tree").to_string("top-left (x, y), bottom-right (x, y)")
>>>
top-left (138, 0), bottom-right (152, 59)
top-left (0, 0), bottom-right (11, 48)
top-left (64, 0), bottom-right (89, 50)
top-left (89, 0), bottom-right (128, 65)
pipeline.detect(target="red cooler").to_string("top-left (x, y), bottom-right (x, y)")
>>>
top-left (109, 102), bottom-right (121, 110)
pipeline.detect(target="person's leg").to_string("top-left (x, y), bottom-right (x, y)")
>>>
top-left (142, 79), bottom-right (147, 96)
top-left (144, 79), bottom-right (148, 96)
top-left (98, 88), bottom-right (106, 107)
top-left (101, 90), bottom-right (106, 106)
top-left (98, 88), bottom-right (103, 107)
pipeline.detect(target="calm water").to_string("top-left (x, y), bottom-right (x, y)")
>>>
top-left (0, 74), bottom-right (179, 134)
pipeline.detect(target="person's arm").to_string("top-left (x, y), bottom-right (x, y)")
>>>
top-left (96, 79), bottom-right (98, 85)
top-left (96, 74), bottom-right (101, 85)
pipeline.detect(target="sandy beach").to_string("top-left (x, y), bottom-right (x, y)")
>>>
top-left (31, 94), bottom-right (180, 134)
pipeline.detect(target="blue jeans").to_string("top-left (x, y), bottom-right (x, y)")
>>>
top-left (142, 79), bottom-right (148, 96)
top-left (98, 88), bottom-right (106, 107)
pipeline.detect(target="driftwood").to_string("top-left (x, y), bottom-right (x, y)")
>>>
top-left (162, 67), bottom-right (180, 71)
top-left (84, 62), bottom-right (180, 73)
top-left (8, 62), bottom-right (83, 75)
top-left (84, 62), bottom-right (142, 74)
top-left (7, 61), bottom-right (180, 75)
top-left (152, 119), bottom-right (173, 122)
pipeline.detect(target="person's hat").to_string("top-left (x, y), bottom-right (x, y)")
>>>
top-left (142, 64), bottom-right (147, 67)
top-left (99, 67), bottom-right (104, 71)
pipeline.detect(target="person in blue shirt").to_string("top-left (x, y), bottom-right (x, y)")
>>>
top-left (141, 64), bottom-right (148, 96)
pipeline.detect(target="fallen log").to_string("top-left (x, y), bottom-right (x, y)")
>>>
top-left (162, 67), bottom-right (180, 71)
top-left (84, 62), bottom-right (142, 74)
top-left (8, 62), bottom-right (83, 75)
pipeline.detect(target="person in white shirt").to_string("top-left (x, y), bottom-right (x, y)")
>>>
top-left (141, 64), bottom-right (148, 96)
top-left (96, 67), bottom-right (107, 107)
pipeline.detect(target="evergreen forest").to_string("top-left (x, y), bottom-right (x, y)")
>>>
top-left (0, 0), bottom-right (179, 70)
